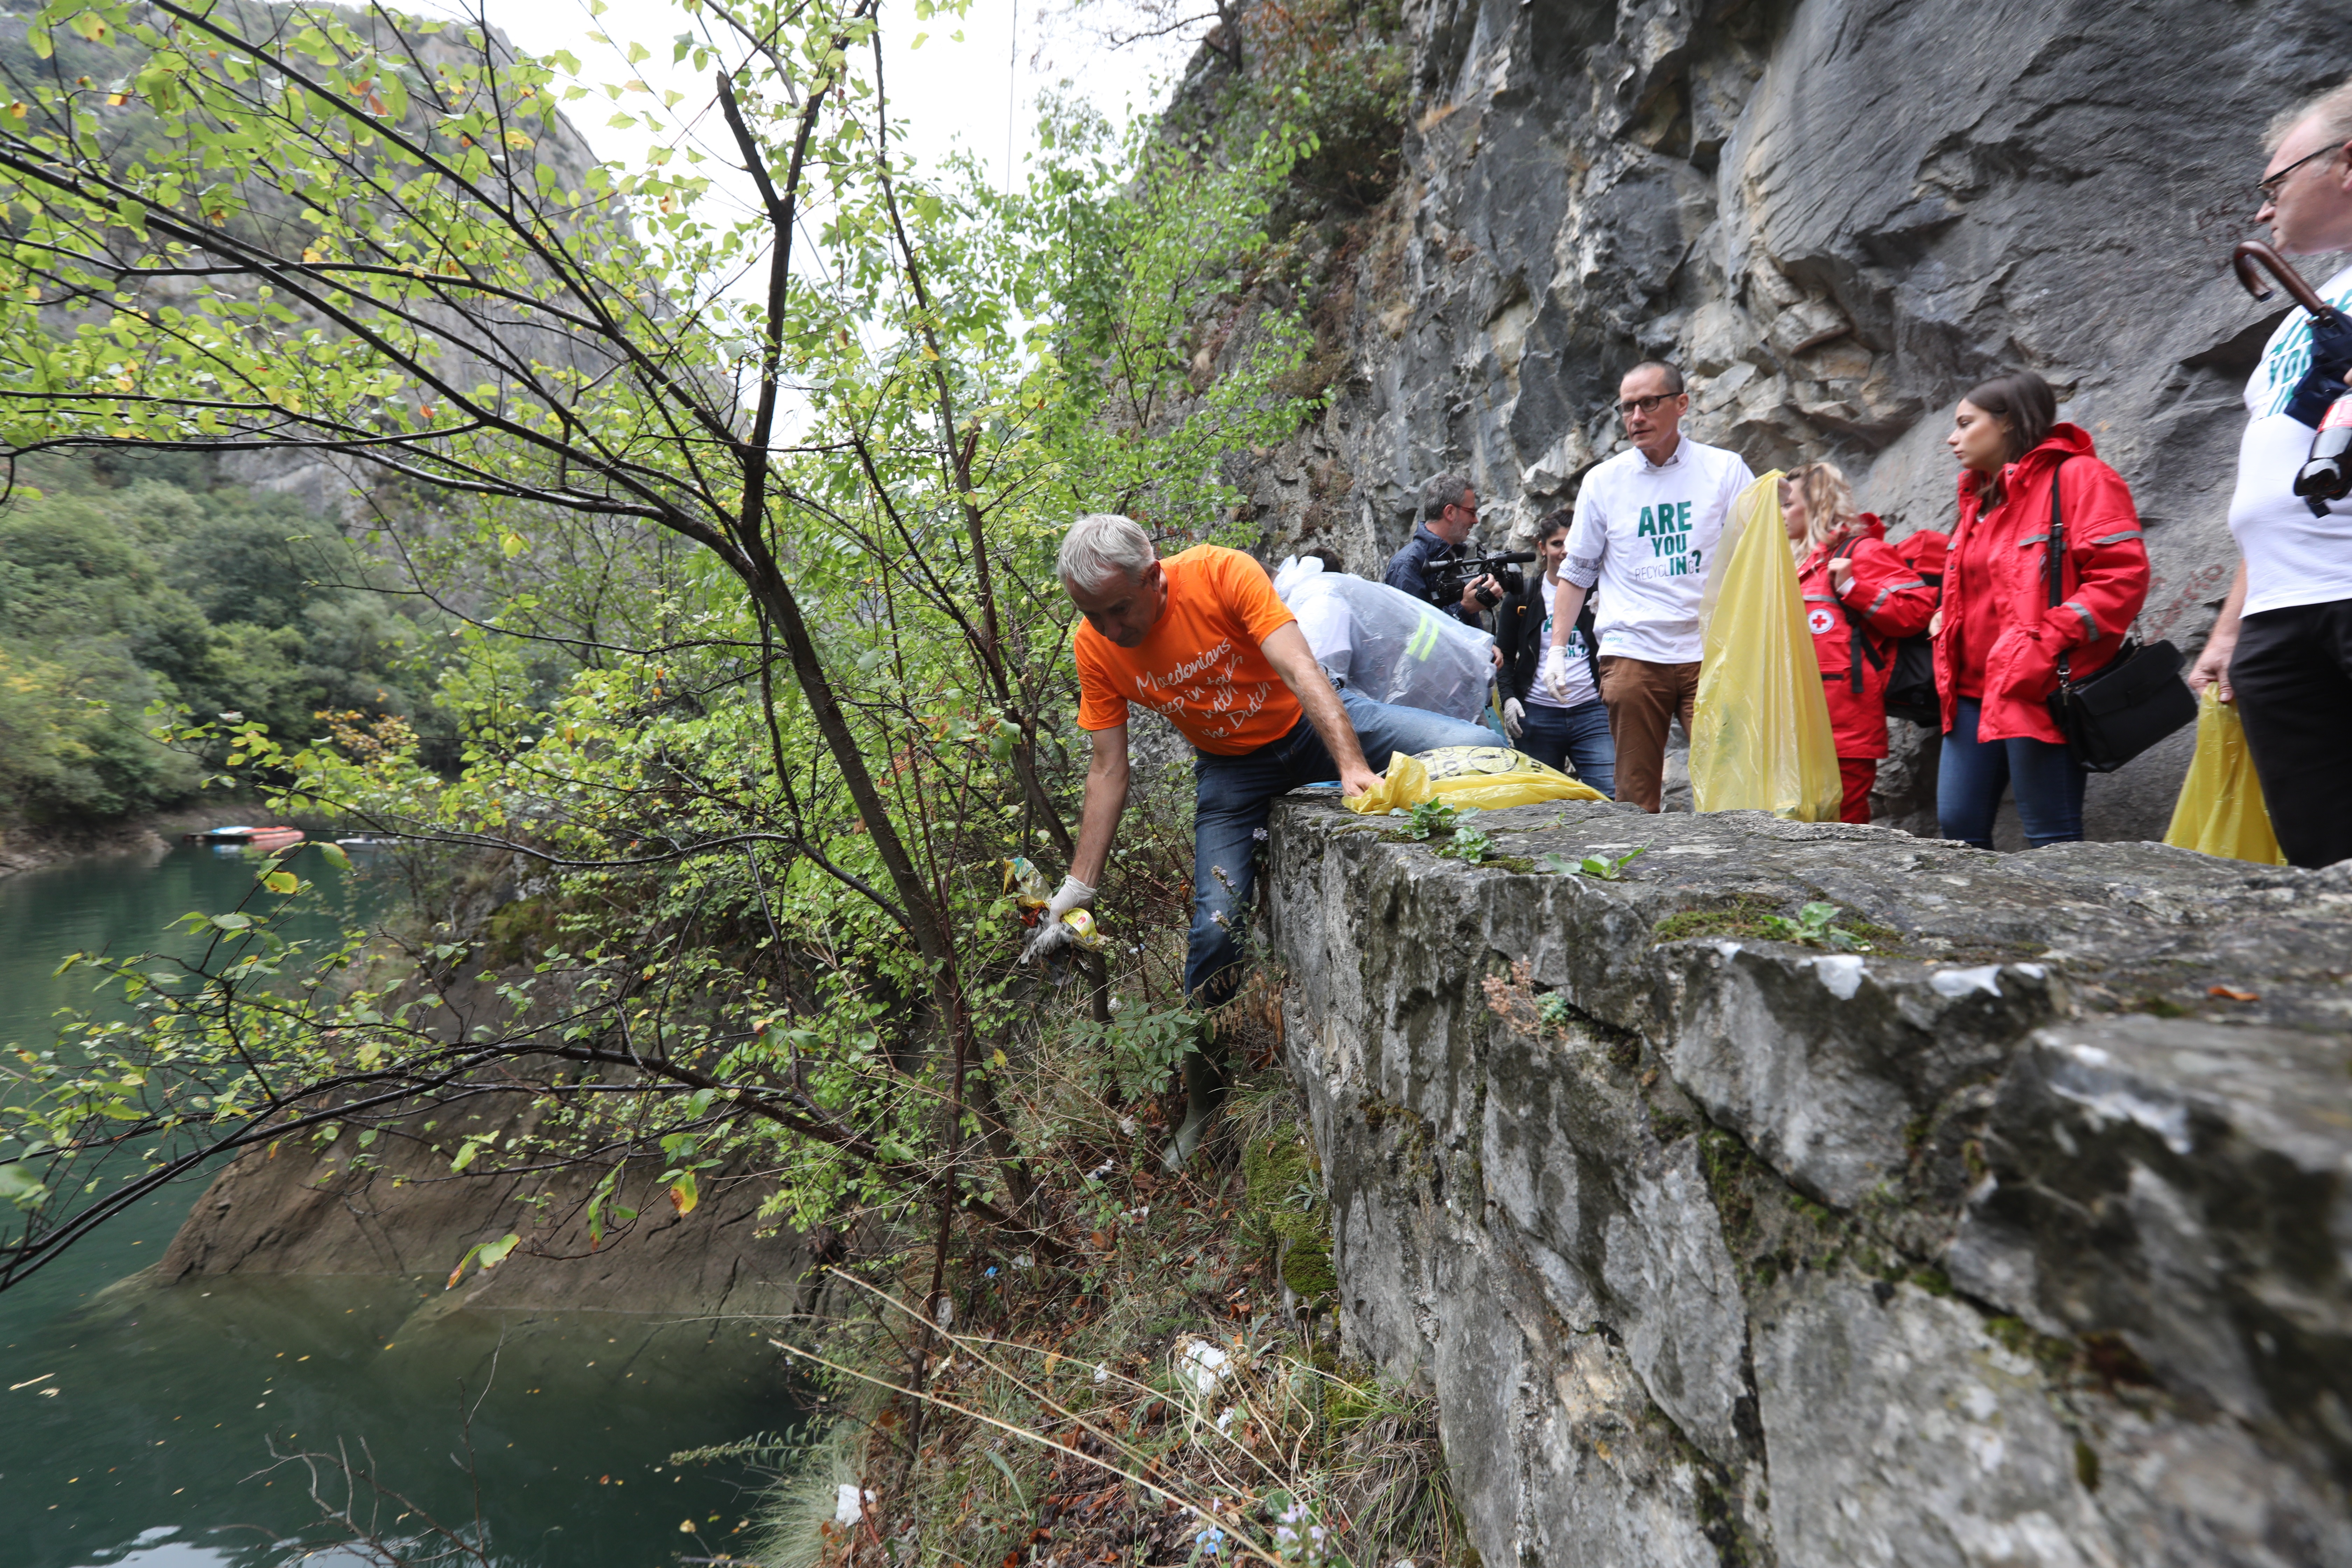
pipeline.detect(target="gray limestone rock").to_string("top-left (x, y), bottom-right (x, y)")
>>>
top-left (1266, 794), bottom-right (2352, 1567)
top-left (1755, 1279), bottom-right (2116, 1568)
top-left (1949, 1017), bottom-right (2352, 1493)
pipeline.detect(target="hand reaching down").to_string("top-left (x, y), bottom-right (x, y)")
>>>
top-left (1019, 875), bottom-right (1095, 965)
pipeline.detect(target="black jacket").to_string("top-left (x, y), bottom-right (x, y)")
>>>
top-left (1499, 576), bottom-right (1602, 705)
top-left (1383, 525), bottom-right (1485, 626)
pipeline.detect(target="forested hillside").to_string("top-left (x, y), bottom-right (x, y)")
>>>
top-left (0, 453), bottom-right (447, 825)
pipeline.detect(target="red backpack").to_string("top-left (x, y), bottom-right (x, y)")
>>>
top-left (1856, 529), bottom-right (1947, 727)
top-left (1894, 529), bottom-right (1948, 586)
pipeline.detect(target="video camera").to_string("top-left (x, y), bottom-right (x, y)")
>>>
top-left (1433, 550), bottom-right (1538, 609)
top-left (2299, 392), bottom-right (2352, 503)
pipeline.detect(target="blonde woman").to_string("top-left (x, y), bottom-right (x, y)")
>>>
top-left (1781, 462), bottom-right (1937, 823)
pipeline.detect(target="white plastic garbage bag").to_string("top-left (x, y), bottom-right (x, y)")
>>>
top-left (1273, 556), bottom-right (1496, 723)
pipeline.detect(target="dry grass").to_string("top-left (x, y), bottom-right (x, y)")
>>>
top-left (730, 982), bottom-right (1462, 1568)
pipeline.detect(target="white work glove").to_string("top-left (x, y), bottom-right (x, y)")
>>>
top-left (1502, 697), bottom-right (1526, 738)
top-left (1019, 875), bottom-right (1095, 965)
top-left (1541, 645), bottom-right (1571, 700)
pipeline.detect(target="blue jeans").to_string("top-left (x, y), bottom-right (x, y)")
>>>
top-left (1515, 698), bottom-right (1615, 799)
top-left (1937, 696), bottom-right (2085, 849)
top-left (1337, 687), bottom-right (1500, 757)
top-left (1188, 695), bottom-right (1494, 1005)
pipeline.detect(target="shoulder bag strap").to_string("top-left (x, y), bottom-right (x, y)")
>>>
top-left (2045, 456), bottom-right (2072, 687)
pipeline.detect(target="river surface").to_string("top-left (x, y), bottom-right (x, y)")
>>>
top-left (0, 845), bottom-right (800, 1568)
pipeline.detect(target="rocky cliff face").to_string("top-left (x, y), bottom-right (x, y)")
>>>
top-left (1238, 0), bottom-right (2352, 837)
top-left (1266, 798), bottom-right (2352, 1566)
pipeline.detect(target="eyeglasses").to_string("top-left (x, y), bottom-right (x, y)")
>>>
top-left (1616, 392), bottom-right (1680, 418)
top-left (2257, 144), bottom-right (2342, 208)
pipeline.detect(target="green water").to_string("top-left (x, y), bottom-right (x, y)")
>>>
top-left (0, 845), bottom-right (799, 1567)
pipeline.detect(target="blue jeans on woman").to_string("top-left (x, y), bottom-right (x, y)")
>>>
top-left (1514, 698), bottom-right (1615, 799)
top-left (1187, 693), bottom-right (1494, 1006)
top-left (1936, 696), bottom-right (2085, 849)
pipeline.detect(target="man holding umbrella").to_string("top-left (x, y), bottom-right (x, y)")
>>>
top-left (2191, 77), bottom-right (2352, 869)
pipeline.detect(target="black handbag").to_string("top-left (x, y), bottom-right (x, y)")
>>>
top-left (2042, 458), bottom-right (2196, 774)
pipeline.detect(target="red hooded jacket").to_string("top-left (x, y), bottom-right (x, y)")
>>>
top-left (1932, 424), bottom-right (2151, 745)
top-left (1797, 514), bottom-right (1937, 758)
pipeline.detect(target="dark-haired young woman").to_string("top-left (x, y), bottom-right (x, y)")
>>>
top-left (1931, 371), bottom-right (2151, 848)
top-left (1500, 509), bottom-right (1616, 797)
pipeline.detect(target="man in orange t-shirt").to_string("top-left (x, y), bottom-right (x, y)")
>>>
top-left (1030, 514), bottom-right (1495, 1163)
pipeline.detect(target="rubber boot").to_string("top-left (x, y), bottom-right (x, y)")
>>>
top-left (1161, 1033), bottom-right (1230, 1171)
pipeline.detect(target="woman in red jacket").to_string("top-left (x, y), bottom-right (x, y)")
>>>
top-left (1781, 462), bottom-right (1937, 824)
top-left (1931, 371), bottom-right (2151, 849)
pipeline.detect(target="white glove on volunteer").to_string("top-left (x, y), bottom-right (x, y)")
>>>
top-left (1019, 875), bottom-right (1096, 965)
top-left (1541, 645), bottom-right (1571, 701)
top-left (1501, 697), bottom-right (1526, 738)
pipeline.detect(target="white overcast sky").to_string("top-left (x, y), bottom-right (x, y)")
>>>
top-left (414, 0), bottom-right (1192, 218)
top-left (392, 1), bottom-right (1194, 435)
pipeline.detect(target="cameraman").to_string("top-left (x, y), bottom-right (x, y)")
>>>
top-left (1386, 474), bottom-right (1500, 625)
top-left (2188, 76), bottom-right (2352, 869)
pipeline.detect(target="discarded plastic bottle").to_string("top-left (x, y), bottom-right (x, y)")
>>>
top-left (2295, 390), bottom-right (2352, 502)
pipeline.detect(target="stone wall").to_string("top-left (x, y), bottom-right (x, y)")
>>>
top-left (1266, 794), bottom-right (2352, 1565)
top-left (1235, 0), bottom-right (2352, 838)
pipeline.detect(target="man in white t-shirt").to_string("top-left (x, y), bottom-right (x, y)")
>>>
top-left (1542, 361), bottom-right (1756, 811)
top-left (2189, 77), bottom-right (2352, 868)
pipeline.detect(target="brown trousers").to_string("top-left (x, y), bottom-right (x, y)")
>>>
top-left (1598, 656), bottom-right (1701, 813)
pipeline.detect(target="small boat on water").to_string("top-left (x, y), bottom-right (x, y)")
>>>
top-left (184, 825), bottom-right (307, 847)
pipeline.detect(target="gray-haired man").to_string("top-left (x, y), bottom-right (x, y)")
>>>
top-left (1036, 515), bottom-right (1494, 1162)
top-left (2190, 75), bottom-right (2352, 869)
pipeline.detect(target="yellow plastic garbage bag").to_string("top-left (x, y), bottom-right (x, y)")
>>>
top-left (2162, 687), bottom-right (2286, 864)
top-left (1345, 746), bottom-right (1605, 814)
top-left (1688, 471), bottom-right (1844, 821)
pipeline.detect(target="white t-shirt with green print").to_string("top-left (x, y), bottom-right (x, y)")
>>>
top-left (2230, 260), bottom-right (2352, 617)
top-left (1562, 436), bottom-right (1755, 664)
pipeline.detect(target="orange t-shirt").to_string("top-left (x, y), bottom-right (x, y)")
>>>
top-left (1073, 545), bottom-right (1301, 755)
